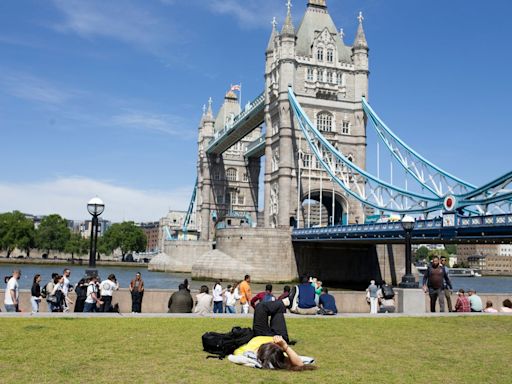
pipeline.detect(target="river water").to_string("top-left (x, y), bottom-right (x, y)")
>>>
top-left (1, 263), bottom-right (511, 294)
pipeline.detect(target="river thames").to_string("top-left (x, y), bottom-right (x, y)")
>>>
top-left (1, 263), bottom-right (511, 293)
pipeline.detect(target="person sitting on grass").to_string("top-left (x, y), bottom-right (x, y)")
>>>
top-left (250, 284), bottom-right (275, 309)
top-left (454, 289), bottom-right (470, 312)
top-left (483, 300), bottom-right (498, 313)
top-left (194, 285), bottom-right (213, 315)
top-left (500, 299), bottom-right (512, 313)
top-left (289, 276), bottom-right (318, 315)
top-left (318, 288), bottom-right (337, 315)
top-left (229, 300), bottom-right (316, 370)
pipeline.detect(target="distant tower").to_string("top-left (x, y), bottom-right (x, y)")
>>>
top-left (263, 0), bottom-right (369, 227)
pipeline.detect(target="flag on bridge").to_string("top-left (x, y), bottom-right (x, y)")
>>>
top-left (230, 84), bottom-right (241, 92)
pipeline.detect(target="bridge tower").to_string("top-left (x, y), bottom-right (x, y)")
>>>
top-left (264, 0), bottom-right (369, 228)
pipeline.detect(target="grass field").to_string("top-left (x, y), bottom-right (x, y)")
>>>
top-left (1, 316), bottom-right (511, 383)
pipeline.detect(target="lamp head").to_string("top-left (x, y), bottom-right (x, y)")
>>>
top-left (87, 197), bottom-right (105, 216)
top-left (401, 215), bottom-right (415, 231)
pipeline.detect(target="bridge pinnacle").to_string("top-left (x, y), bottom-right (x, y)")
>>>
top-left (353, 11), bottom-right (368, 49)
top-left (281, 0), bottom-right (295, 35)
top-left (206, 97), bottom-right (213, 118)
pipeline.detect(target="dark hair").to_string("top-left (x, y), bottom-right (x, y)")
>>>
top-left (265, 284), bottom-right (273, 292)
top-left (200, 285), bottom-right (209, 294)
top-left (458, 289), bottom-right (465, 294)
top-left (301, 276), bottom-right (309, 284)
top-left (257, 343), bottom-right (316, 371)
top-left (485, 300), bottom-right (493, 308)
top-left (53, 274), bottom-right (61, 283)
top-left (33, 274), bottom-right (41, 284)
top-left (51, 272), bottom-right (59, 279)
top-left (323, 287), bottom-right (329, 294)
top-left (432, 256), bottom-right (439, 260)
top-left (108, 274), bottom-right (116, 281)
top-left (503, 299), bottom-right (512, 308)
top-left (283, 285), bottom-right (290, 293)
top-left (244, 274), bottom-right (250, 281)
top-left (178, 284), bottom-right (186, 290)
top-left (227, 284), bottom-right (232, 289)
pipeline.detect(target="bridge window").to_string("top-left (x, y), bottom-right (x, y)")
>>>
top-left (317, 112), bottom-right (333, 132)
top-left (271, 148), bottom-right (279, 172)
top-left (327, 71), bottom-right (333, 83)
top-left (217, 194), bottom-right (225, 204)
top-left (243, 173), bottom-right (249, 182)
top-left (342, 121), bottom-right (350, 134)
top-left (226, 168), bottom-right (238, 182)
top-left (307, 68), bottom-right (314, 81)
top-left (317, 48), bottom-right (324, 62)
top-left (213, 171), bottom-right (220, 181)
top-left (337, 72), bottom-right (344, 86)
top-left (302, 153), bottom-right (311, 168)
top-left (327, 48), bottom-right (334, 62)
top-left (272, 122), bottom-right (279, 136)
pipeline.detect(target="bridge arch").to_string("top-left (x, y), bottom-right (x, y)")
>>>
top-left (301, 190), bottom-right (349, 227)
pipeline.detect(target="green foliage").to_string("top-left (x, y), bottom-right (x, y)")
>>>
top-left (428, 248), bottom-right (449, 260)
top-left (445, 244), bottom-right (457, 255)
top-left (65, 233), bottom-right (89, 258)
top-left (100, 221), bottom-right (147, 256)
top-left (36, 214), bottom-right (71, 256)
top-left (415, 246), bottom-right (429, 261)
top-left (0, 211), bottom-right (36, 257)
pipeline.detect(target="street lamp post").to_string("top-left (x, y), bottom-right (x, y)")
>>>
top-left (399, 215), bottom-right (418, 288)
top-left (87, 197), bottom-right (105, 270)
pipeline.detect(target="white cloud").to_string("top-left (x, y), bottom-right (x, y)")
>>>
top-left (0, 72), bottom-right (74, 105)
top-left (111, 111), bottom-right (194, 137)
top-left (205, 0), bottom-right (290, 29)
top-left (50, 0), bottom-right (175, 55)
top-left (0, 177), bottom-right (192, 222)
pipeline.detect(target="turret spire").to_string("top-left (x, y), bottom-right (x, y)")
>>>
top-left (281, 0), bottom-right (295, 36)
top-left (266, 17), bottom-right (279, 53)
top-left (353, 11), bottom-right (368, 49)
top-left (205, 97), bottom-right (214, 120)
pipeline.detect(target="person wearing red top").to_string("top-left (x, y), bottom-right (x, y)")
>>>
top-left (454, 289), bottom-right (470, 312)
top-left (251, 284), bottom-right (275, 308)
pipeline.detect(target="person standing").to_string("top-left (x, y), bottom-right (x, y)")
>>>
top-left (31, 274), bottom-right (43, 313)
top-left (194, 285), bottom-right (213, 315)
top-left (454, 289), bottom-right (470, 312)
top-left (168, 284), bottom-right (193, 313)
top-left (4, 269), bottom-right (21, 312)
top-left (84, 276), bottom-right (102, 312)
top-left (129, 272), bottom-right (144, 313)
top-left (100, 274), bottom-right (119, 312)
top-left (74, 278), bottom-right (88, 313)
top-left (439, 256), bottom-right (453, 312)
top-left (224, 284), bottom-right (238, 314)
top-left (366, 280), bottom-right (379, 314)
top-left (422, 256), bottom-right (450, 312)
top-left (238, 275), bottom-right (252, 314)
top-left (468, 289), bottom-right (483, 312)
top-left (212, 281), bottom-right (224, 314)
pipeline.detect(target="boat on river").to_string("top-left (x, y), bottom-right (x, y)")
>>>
top-left (415, 266), bottom-right (480, 277)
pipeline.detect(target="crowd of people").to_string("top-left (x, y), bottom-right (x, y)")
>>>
top-left (2, 268), bottom-right (146, 313)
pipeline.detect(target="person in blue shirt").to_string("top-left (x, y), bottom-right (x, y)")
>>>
top-left (318, 288), bottom-right (337, 315)
top-left (289, 276), bottom-right (318, 315)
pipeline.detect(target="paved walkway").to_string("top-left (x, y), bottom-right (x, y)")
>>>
top-left (1, 312), bottom-right (511, 319)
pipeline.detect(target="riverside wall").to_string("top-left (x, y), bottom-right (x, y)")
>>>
top-left (2, 289), bottom-right (510, 314)
top-left (148, 240), bottom-right (213, 273)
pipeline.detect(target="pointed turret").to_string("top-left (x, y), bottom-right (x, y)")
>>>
top-left (205, 97), bottom-right (214, 123)
top-left (281, 0), bottom-right (295, 36)
top-left (266, 17), bottom-right (278, 53)
top-left (353, 11), bottom-right (368, 49)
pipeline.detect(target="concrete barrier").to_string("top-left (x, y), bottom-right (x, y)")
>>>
top-left (1, 289), bottom-right (510, 314)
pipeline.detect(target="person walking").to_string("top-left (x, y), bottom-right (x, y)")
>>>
top-left (224, 284), bottom-right (238, 314)
top-left (212, 281), bottom-right (224, 314)
top-left (83, 276), bottom-right (102, 312)
top-left (168, 284), bottom-right (193, 313)
top-left (422, 256), bottom-right (450, 312)
top-left (439, 256), bottom-right (453, 312)
top-left (129, 272), bottom-right (144, 313)
top-left (238, 275), bottom-right (252, 314)
top-left (468, 289), bottom-right (483, 312)
top-left (31, 274), bottom-right (43, 313)
top-left (100, 274), bottom-right (119, 312)
top-left (74, 278), bottom-right (88, 313)
top-left (366, 280), bottom-right (379, 314)
top-left (4, 269), bottom-right (21, 312)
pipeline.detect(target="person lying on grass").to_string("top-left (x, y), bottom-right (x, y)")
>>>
top-left (229, 300), bottom-right (316, 370)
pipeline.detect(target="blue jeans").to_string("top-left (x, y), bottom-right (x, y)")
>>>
top-left (225, 305), bottom-right (236, 314)
top-left (4, 304), bottom-right (16, 312)
top-left (83, 302), bottom-right (97, 312)
top-left (213, 301), bottom-right (223, 313)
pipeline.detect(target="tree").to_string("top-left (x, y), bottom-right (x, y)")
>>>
top-left (428, 248), bottom-right (449, 260)
top-left (0, 211), bottom-right (36, 257)
top-left (36, 214), bottom-right (71, 257)
top-left (101, 222), bottom-right (147, 259)
top-left (415, 246), bottom-right (430, 261)
top-left (445, 244), bottom-right (457, 255)
top-left (65, 233), bottom-right (89, 259)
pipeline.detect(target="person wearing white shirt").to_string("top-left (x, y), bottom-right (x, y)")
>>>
top-left (212, 281), bottom-right (224, 313)
top-left (62, 269), bottom-right (73, 311)
top-left (194, 285), bottom-right (213, 315)
top-left (84, 276), bottom-right (103, 312)
top-left (4, 270), bottom-right (21, 312)
top-left (224, 284), bottom-right (239, 314)
top-left (100, 274), bottom-right (119, 312)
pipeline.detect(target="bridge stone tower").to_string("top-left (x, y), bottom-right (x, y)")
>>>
top-left (264, 0), bottom-right (368, 228)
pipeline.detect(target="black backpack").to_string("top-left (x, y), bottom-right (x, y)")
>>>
top-left (202, 326), bottom-right (253, 359)
top-left (381, 284), bottom-right (395, 300)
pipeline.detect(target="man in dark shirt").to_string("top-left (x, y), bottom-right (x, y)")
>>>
top-left (277, 285), bottom-right (290, 301)
top-left (318, 288), bottom-right (337, 315)
top-left (250, 284), bottom-right (275, 308)
top-left (289, 276), bottom-right (318, 315)
top-left (168, 284), bottom-right (193, 313)
top-left (422, 256), bottom-right (451, 312)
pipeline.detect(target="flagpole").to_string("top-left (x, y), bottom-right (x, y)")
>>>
top-left (239, 82), bottom-right (242, 109)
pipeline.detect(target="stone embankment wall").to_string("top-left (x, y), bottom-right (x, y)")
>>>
top-left (3, 288), bottom-right (510, 314)
top-left (148, 240), bottom-right (213, 273)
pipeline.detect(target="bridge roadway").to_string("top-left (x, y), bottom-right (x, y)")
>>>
top-left (292, 213), bottom-right (512, 244)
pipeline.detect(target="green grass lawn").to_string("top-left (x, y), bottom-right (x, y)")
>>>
top-left (1, 316), bottom-right (511, 383)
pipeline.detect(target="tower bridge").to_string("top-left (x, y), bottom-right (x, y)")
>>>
top-left (150, 0), bottom-right (512, 288)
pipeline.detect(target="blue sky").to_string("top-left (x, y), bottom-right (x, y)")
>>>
top-left (0, 0), bottom-right (511, 221)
